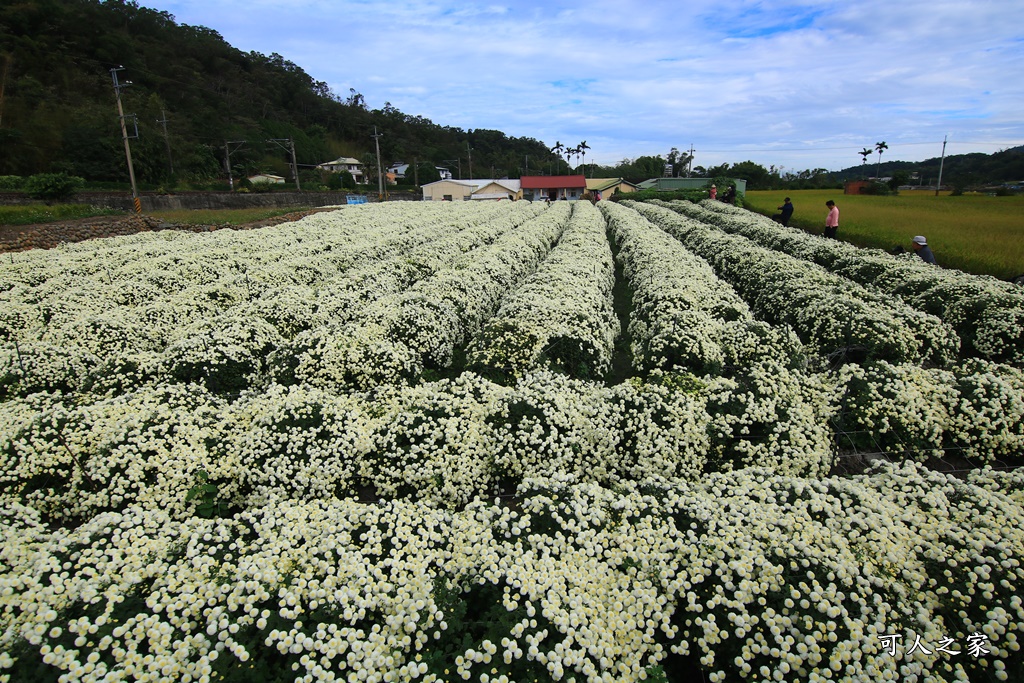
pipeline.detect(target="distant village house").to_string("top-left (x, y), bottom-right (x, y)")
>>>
top-left (317, 157), bottom-right (366, 184)
top-left (520, 175), bottom-right (587, 201)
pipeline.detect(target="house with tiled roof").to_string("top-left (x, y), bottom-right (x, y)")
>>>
top-left (520, 175), bottom-right (587, 201)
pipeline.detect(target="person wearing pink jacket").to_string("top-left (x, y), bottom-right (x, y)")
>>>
top-left (824, 200), bottom-right (839, 239)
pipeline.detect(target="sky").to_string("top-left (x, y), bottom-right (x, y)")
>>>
top-left (147, 0), bottom-right (1024, 173)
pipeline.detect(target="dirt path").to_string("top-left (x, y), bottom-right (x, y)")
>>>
top-left (0, 208), bottom-right (339, 253)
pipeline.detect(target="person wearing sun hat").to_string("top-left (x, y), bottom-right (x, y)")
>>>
top-left (912, 235), bottom-right (937, 265)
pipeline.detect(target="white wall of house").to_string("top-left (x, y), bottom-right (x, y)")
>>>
top-left (422, 179), bottom-right (474, 201)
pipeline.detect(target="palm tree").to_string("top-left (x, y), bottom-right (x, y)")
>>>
top-left (551, 141), bottom-right (564, 173)
top-left (874, 141), bottom-right (888, 180)
top-left (859, 148), bottom-right (872, 167)
top-left (567, 145), bottom-right (578, 172)
top-left (578, 141), bottom-right (590, 177)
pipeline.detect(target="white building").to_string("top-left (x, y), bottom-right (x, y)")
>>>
top-left (390, 162), bottom-right (454, 182)
top-left (421, 178), bottom-right (522, 201)
top-left (317, 157), bottom-right (365, 184)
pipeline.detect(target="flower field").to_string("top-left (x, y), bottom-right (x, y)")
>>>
top-left (1, 199), bottom-right (1022, 682)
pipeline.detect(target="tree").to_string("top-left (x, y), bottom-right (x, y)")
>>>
top-left (728, 160), bottom-right (771, 190)
top-left (887, 170), bottom-right (909, 193)
top-left (859, 148), bottom-right (872, 170)
top-left (409, 161), bottom-right (440, 186)
top-left (24, 172), bottom-right (84, 202)
top-left (578, 141), bottom-right (590, 177)
top-left (875, 141), bottom-right (888, 179)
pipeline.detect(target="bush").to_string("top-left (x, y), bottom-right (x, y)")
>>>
top-left (249, 181), bottom-right (276, 194)
top-left (0, 175), bottom-right (25, 190)
top-left (24, 173), bottom-right (84, 202)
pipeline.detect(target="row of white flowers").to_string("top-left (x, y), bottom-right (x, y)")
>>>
top-left (2, 462), bottom-right (1021, 683)
top-left (835, 358), bottom-right (1024, 462)
top-left (466, 201), bottom-right (619, 381)
top-left (1, 202), bottom-right (548, 398)
top-left (0, 201), bottom-right (512, 320)
top-left (680, 199), bottom-right (1024, 365)
top-left (624, 201), bottom-right (961, 367)
top-left (600, 201), bottom-right (806, 376)
top-left (0, 365), bottom-right (835, 517)
top-left (281, 203), bottom-right (572, 391)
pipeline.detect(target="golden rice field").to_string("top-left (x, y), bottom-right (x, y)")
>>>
top-left (744, 189), bottom-right (1024, 280)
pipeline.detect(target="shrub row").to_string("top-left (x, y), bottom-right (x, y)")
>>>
top-left (677, 199), bottom-right (1024, 365)
top-left (601, 201), bottom-right (805, 377)
top-left (467, 201), bottom-right (619, 381)
top-left (625, 201), bottom-right (961, 367)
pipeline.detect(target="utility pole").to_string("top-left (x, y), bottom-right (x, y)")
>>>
top-left (687, 144), bottom-right (695, 177)
top-left (467, 141), bottom-right (473, 180)
top-left (412, 157), bottom-right (419, 187)
top-left (289, 138), bottom-right (299, 191)
top-left (444, 159), bottom-right (461, 180)
top-left (157, 109), bottom-right (173, 177)
top-left (935, 135), bottom-right (948, 196)
top-left (110, 67), bottom-right (141, 214)
top-left (0, 53), bottom-right (11, 128)
top-left (372, 127), bottom-right (384, 199)
top-left (224, 140), bottom-right (246, 191)
top-left (267, 138), bottom-right (300, 190)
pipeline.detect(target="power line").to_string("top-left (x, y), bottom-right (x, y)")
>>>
top-left (697, 141), bottom-right (1023, 153)
top-left (157, 109), bottom-right (173, 177)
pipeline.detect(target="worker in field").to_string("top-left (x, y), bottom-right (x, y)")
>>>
top-left (773, 197), bottom-right (794, 226)
top-left (823, 200), bottom-right (839, 239)
top-left (709, 184), bottom-right (717, 200)
top-left (911, 235), bottom-right (937, 265)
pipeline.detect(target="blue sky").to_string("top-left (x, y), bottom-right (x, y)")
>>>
top-left (149, 0), bottom-right (1023, 172)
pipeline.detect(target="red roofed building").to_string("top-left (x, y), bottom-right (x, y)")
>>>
top-left (520, 175), bottom-right (587, 201)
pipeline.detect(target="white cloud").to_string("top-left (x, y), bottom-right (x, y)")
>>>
top-left (154, 0), bottom-right (1023, 170)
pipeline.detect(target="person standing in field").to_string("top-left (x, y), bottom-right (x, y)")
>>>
top-left (911, 235), bottom-right (937, 264)
top-left (722, 185), bottom-right (737, 204)
top-left (824, 200), bottom-right (839, 239)
top-left (709, 184), bottom-right (717, 200)
top-left (773, 197), bottom-right (794, 226)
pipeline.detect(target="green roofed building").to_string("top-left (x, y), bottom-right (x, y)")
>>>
top-left (585, 178), bottom-right (640, 199)
top-left (638, 177), bottom-right (747, 194)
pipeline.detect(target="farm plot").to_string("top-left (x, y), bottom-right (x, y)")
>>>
top-left (1, 200), bottom-right (1023, 683)
top-left (671, 199), bottom-right (1024, 365)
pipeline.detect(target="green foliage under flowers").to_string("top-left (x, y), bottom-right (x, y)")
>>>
top-left (185, 470), bottom-right (221, 518)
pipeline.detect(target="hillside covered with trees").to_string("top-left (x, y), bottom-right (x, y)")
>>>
top-left (0, 0), bottom-right (560, 186)
top-left (2, 0), bottom-right (1021, 191)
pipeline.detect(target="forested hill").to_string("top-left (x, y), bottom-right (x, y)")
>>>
top-left (0, 0), bottom-right (556, 184)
